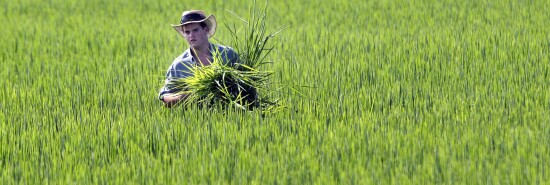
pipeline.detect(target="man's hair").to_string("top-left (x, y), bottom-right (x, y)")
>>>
top-left (199, 22), bottom-right (208, 29)
top-left (182, 22), bottom-right (209, 31)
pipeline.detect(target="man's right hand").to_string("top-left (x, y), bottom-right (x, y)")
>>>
top-left (161, 93), bottom-right (189, 108)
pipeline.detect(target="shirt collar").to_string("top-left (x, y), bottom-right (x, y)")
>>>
top-left (191, 43), bottom-right (216, 63)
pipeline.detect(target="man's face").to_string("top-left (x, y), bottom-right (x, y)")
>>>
top-left (182, 23), bottom-right (209, 49)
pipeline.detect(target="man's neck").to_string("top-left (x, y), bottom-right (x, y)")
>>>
top-left (191, 42), bottom-right (212, 65)
top-left (191, 42), bottom-right (211, 56)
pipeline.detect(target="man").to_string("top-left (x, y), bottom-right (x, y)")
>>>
top-left (158, 10), bottom-right (239, 108)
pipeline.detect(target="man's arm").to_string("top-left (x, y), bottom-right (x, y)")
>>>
top-left (161, 93), bottom-right (189, 108)
top-left (159, 55), bottom-right (192, 108)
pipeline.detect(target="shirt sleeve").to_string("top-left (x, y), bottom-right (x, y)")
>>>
top-left (158, 59), bottom-right (192, 100)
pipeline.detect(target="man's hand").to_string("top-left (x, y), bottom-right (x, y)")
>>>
top-left (162, 93), bottom-right (189, 108)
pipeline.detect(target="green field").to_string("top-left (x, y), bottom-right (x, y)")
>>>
top-left (1, 0), bottom-right (549, 184)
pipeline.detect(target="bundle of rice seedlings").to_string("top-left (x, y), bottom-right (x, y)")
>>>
top-left (169, 53), bottom-right (271, 110)
top-left (169, 1), bottom-right (287, 112)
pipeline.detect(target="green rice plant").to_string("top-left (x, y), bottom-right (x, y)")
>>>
top-left (2, 0), bottom-right (550, 183)
top-left (224, 0), bottom-right (288, 70)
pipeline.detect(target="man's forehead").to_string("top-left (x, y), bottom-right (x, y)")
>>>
top-left (182, 23), bottom-right (202, 30)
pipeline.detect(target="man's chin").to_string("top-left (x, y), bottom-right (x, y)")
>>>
top-left (189, 43), bottom-right (199, 48)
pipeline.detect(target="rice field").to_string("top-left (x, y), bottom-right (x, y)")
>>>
top-left (1, 0), bottom-right (549, 184)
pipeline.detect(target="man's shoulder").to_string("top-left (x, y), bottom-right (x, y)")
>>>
top-left (213, 44), bottom-right (237, 54)
top-left (213, 44), bottom-right (239, 62)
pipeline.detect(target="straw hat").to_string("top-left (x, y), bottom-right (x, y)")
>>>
top-left (172, 10), bottom-right (217, 38)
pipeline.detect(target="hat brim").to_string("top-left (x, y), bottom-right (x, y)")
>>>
top-left (172, 15), bottom-right (216, 38)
